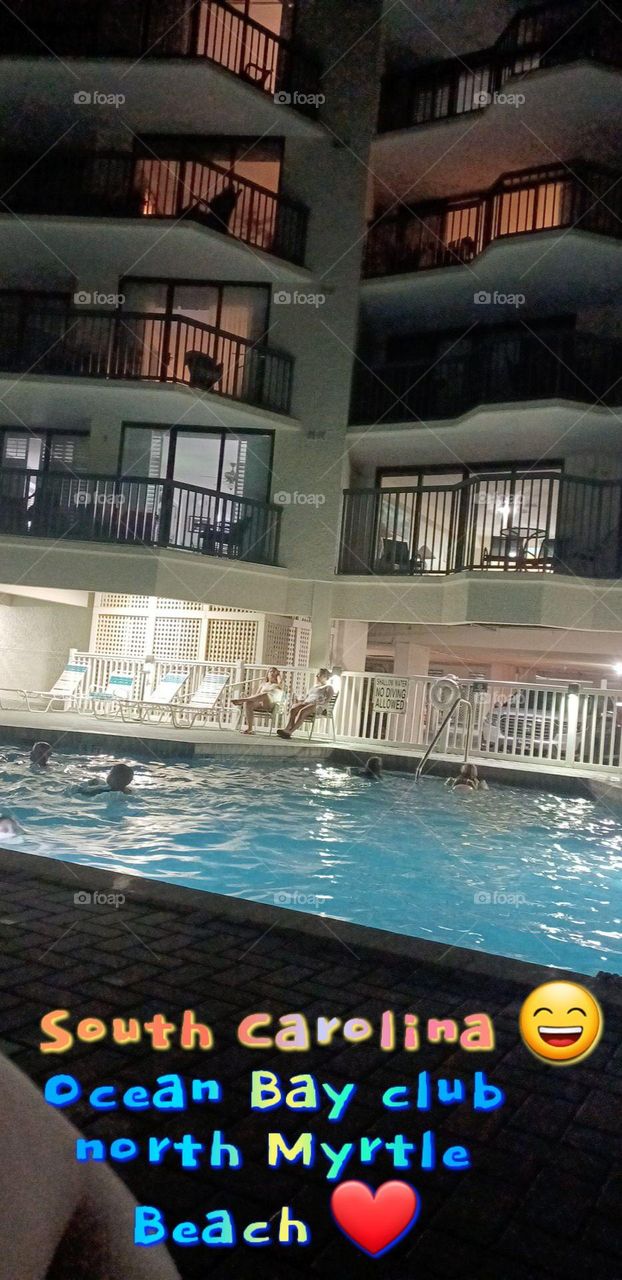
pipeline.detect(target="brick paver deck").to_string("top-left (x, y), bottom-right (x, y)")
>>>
top-left (0, 848), bottom-right (620, 1279)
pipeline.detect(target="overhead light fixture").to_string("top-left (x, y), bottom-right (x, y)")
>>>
top-left (613, 662), bottom-right (622, 677)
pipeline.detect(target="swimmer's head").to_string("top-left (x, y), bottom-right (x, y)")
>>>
top-left (30, 741), bottom-right (52, 768)
top-left (459, 762), bottom-right (478, 781)
top-left (0, 815), bottom-right (19, 840)
top-left (364, 756), bottom-right (382, 777)
top-left (106, 763), bottom-right (134, 793)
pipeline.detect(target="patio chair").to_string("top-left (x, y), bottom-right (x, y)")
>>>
top-left (375, 537), bottom-right (413, 574)
top-left (171, 672), bottom-right (230, 729)
top-left (482, 532), bottom-right (523, 568)
top-left (119, 671), bottom-right (189, 724)
top-left (185, 351), bottom-right (223, 390)
top-left (0, 660), bottom-right (88, 712)
top-left (304, 691), bottom-right (339, 741)
top-left (233, 683), bottom-right (286, 735)
top-left (80, 672), bottom-right (138, 718)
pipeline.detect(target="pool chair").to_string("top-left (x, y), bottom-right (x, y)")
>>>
top-left (81, 672), bottom-right (138, 718)
top-left (119, 671), bottom-right (189, 724)
top-left (171, 672), bottom-right (230, 729)
top-left (0, 660), bottom-right (88, 712)
top-left (233, 685), bottom-right (286, 735)
top-left (304, 692), bottom-right (339, 741)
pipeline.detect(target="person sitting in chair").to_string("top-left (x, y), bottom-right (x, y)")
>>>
top-left (231, 667), bottom-right (284, 735)
top-left (277, 669), bottom-right (333, 739)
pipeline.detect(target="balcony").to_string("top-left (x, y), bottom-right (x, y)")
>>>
top-left (0, 0), bottom-right (321, 112)
top-left (0, 153), bottom-right (309, 266)
top-left (364, 162), bottom-right (622, 278)
top-left (0, 300), bottom-right (293, 415)
top-left (0, 470), bottom-right (282, 566)
top-left (380, 0), bottom-right (622, 132)
top-left (338, 470), bottom-right (622, 578)
top-left (351, 327), bottom-right (622, 423)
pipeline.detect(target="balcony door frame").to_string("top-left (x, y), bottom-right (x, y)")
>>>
top-left (375, 459), bottom-right (564, 573)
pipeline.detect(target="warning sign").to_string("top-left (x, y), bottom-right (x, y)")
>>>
top-left (372, 676), bottom-right (409, 713)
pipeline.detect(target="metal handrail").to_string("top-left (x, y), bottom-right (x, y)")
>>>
top-left (415, 695), bottom-right (473, 781)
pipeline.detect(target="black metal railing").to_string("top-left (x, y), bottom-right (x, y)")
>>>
top-left (338, 470), bottom-right (622, 579)
top-left (364, 161), bottom-right (622, 277)
top-left (0, 152), bottom-right (309, 265)
top-left (351, 328), bottom-right (622, 423)
top-left (0, 469), bottom-right (282, 565)
top-left (380, 0), bottom-right (622, 131)
top-left (0, 302), bottom-right (293, 414)
top-left (0, 0), bottom-right (321, 111)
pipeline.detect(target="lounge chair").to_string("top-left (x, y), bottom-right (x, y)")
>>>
top-left (0, 660), bottom-right (88, 712)
top-left (81, 672), bottom-right (138, 718)
top-left (171, 672), bottom-right (230, 728)
top-left (304, 691), bottom-right (338, 741)
top-left (119, 671), bottom-right (189, 723)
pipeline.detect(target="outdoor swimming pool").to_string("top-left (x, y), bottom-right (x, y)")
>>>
top-left (1, 748), bottom-right (621, 975)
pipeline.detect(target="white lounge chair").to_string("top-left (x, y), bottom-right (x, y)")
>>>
top-left (82, 672), bottom-right (138, 718)
top-left (119, 671), bottom-right (189, 723)
top-left (304, 691), bottom-right (339, 741)
top-left (171, 672), bottom-right (230, 728)
top-left (0, 661), bottom-right (88, 712)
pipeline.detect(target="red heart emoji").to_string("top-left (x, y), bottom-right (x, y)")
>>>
top-left (331, 1180), bottom-right (420, 1257)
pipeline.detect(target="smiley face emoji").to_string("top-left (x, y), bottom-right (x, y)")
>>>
top-left (519, 981), bottom-right (603, 1064)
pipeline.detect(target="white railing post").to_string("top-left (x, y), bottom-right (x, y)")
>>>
top-left (564, 685), bottom-right (580, 769)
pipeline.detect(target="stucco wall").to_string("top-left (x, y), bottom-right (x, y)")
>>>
top-left (0, 597), bottom-right (91, 691)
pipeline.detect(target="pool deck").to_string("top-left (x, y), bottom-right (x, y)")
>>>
top-left (0, 846), bottom-right (621, 1278)
top-left (0, 705), bottom-right (620, 795)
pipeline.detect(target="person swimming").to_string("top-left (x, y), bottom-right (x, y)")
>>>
top-left (0, 814), bottom-right (21, 841)
top-left (358, 755), bottom-right (383, 780)
top-left (80, 764), bottom-right (135, 796)
top-left (30, 741), bottom-right (52, 769)
top-left (446, 762), bottom-right (488, 792)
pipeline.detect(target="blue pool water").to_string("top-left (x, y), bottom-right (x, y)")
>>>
top-left (1, 748), bottom-right (622, 974)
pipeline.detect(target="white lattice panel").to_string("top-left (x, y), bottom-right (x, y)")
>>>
top-left (93, 613), bottom-right (148, 657)
top-left (152, 617), bottom-right (202, 661)
top-left (263, 617), bottom-right (290, 666)
top-left (98, 594), bottom-right (150, 610)
top-left (156, 598), bottom-right (202, 613)
top-left (206, 618), bottom-right (258, 664)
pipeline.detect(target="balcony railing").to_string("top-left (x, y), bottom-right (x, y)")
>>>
top-left (0, 302), bottom-right (293, 414)
top-left (380, 0), bottom-right (622, 131)
top-left (0, 469), bottom-right (282, 566)
top-left (0, 0), bottom-right (321, 111)
top-left (351, 328), bottom-right (622, 423)
top-left (364, 162), bottom-right (622, 278)
top-left (0, 153), bottom-right (309, 265)
top-left (338, 470), bottom-right (622, 578)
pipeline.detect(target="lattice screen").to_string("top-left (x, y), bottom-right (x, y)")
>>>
top-left (264, 617), bottom-right (291, 666)
top-left (92, 612), bottom-right (148, 658)
top-left (205, 617), bottom-right (258, 664)
top-left (153, 617), bottom-right (203, 661)
top-left (90, 594), bottom-right (311, 666)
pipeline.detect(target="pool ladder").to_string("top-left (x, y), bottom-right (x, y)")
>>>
top-left (415, 693), bottom-right (473, 782)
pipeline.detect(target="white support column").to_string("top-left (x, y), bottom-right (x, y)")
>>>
top-left (332, 620), bottom-right (368, 673)
top-left (393, 640), bottom-right (430, 678)
top-left (309, 583), bottom-right (333, 668)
